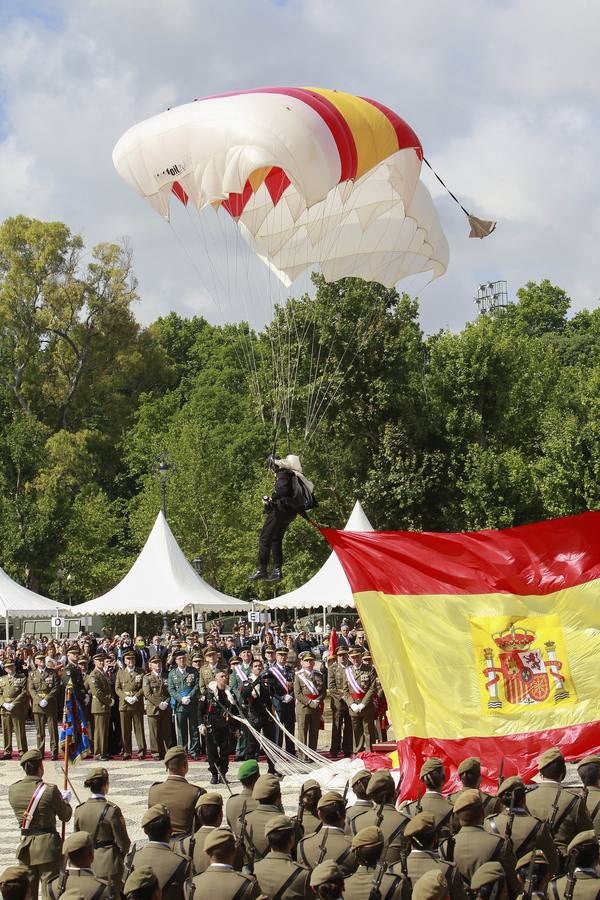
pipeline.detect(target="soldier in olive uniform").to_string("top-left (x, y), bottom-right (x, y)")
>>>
top-left (125, 805), bottom-right (190, 900)
top-left (198, 649), bottom-right (227, 691)
top-left (0, 659), bottom-right (28, 758)
top-left (293, 779), bottom-right (322, 838)
top-left (87, 654), bottom-right (113, 760)
top-left (449, 758), bottom-right (503, 817)
top-left (115, 650), bottom-right (147, 760)
top-left (345, 770), bottom-right (373, 835)
top-left (28, 653), bottom-right (59, 760)
top-left (344, 825), bottom-right (411, 900)
top-left (470, 863), bottom-right (507, 900)
top-left (245, 775), bottom-right (286, 862)
top-left (143, 656), bottom-right (172, 760)
top-left (123, 866), bottom-right (160, 900)
top-left (254, 815), bottom-right (311, 900)
top-left (74, 767), bottom-right (131, 896)
top-left (0, 865), bottom-right (32, 900)
top-left (484, 776), bottom-right (558, 877)
top-left (549, 831), bottom-right (600, 900)
top-left (63, 646), bottom-right (87, 708)
top-left (401, 758), bottom-right (454, 838)
top-left (148, 746), bottom-right (205, 840)
top-left (297, 791), bottom-right (357, 877)
top-left (8, 748), bottom-right (72, 900)
top-left (395, 812), bottom-right (467, 900)
top-left (328, 647), bottom-right (352, 759)
top-left (184, 828), bottom-right (260, 900)
top-left (184, 793), bottom-right (225, 875)
top-left (577, 755), bottom-right (600, 841)
top-left (47, 831), bottom-right (109, 900)
top-left (515, 850), bottom-right (551, 900)
top-left (167, 650), bottom-right (200, 759)
top-left (226, 759), bottom-right (259, 836)
top-left (348, 770), bottom-right (407, 865)
top-left (309, 861), bottom-right (345, 900)
top-left (526, 748), bottom-right (593, 867)
top-left (294, 652), bottom-right (325, 754)
top-left (342, 648), bottom-right (378, 754)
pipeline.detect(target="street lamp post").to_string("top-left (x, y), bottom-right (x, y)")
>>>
top-left (152, 453), bottom-right (177, 634)
top-left (191, 555), bottom-right (203, 634)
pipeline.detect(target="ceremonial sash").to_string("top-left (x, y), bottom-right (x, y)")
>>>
top-left (270, 665), bottom-right (290, 693)
top-left (234, 665), bottom-right (249, 683)
top-left (21, 783), bottom-right (47, 831)
top-left (297, 670), bottom-right (319, 700)
top-left (345, 666), bottom-right (366, 701)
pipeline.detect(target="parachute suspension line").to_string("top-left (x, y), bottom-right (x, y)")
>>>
top-left (422, 157), bottom-right (471, 217)
top-left (422, 158), bottom-right (497, 238)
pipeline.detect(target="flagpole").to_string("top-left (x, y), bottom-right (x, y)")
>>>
top-left (61, 684), bottom-right (71, 841)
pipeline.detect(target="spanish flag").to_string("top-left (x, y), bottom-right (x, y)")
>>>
top-left (322, 512), bottom-right (600, 798)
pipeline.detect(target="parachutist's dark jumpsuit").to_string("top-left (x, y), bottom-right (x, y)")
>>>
top-left (258, 468), bottom-right (297, 572)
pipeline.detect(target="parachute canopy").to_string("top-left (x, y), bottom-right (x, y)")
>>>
top-left (113, 87), bottom-right (449, 288)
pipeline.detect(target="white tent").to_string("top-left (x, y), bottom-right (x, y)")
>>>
top-left (74, 511), bottom-right (251, 625)
top-left (0, 567), bottom-right (71, 641)
top-left (266, 500), bottom-right (373, 619)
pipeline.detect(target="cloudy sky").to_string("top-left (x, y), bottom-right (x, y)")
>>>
top-left (1, 0), bottom-right (598, 335)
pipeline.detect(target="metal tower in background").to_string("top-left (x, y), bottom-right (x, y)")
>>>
top-left (474, 280), bottom-right (510, 316)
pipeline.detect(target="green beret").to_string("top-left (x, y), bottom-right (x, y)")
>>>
top-left (310, 861), bottom-right (343, 888)
top-left (578, 755), bottom-right (600, 768)
top-left (204, 827), bottom-right (236, 854)
top-left (252, 774), bottom-right (281, 801)
top-left (516, 850), bottom-right (548, 870)
top-left (84, 767), bottom-right (109, 786)
top-left (196, 791), bottom-right (223, 808)
top-left (20, 749), bottom-right (43, 767)
top-left (265, 814), bottom-right (294, 837)
top-left (567, 830), bottom-right (597, 854)
top-left (301, 779), bottom-right (322, 796)
top-left (124, 866), bottom-right (157, 895)
top-left (498, 776), bottom-right (524, 795)
top-left (404, 812), bottom-right (437, 838)
top-left (0, 866), bottom-right (31, 886)
top-left (453, 789), bottom-right (482, 813)
top-left (351, 826), bottom-right (384, 849)
top-left (164, 746), bottom-right (187, 765)
top-left (457, 757), bottom-right (480, 777)
top-left (413, 870), bottom-right (448, 900)
top-left (63, 831), bottom-right (93, 854)
top-left (238, 759), bottom-right (259, 781)
top-left (471, 862), bottom-right (505, 891)
top-left (351, 769), bottom-right (372, 787)
top-left (142, 804), bottom-right (170, 828)
top-left (538, 747), bottom-right (564, 771)
top-left (366, 770), bottom-right (394, 797)
top-left (317, 790), bottom-right (345, 810)
top-left (420, 757), bottom-right (444, 779)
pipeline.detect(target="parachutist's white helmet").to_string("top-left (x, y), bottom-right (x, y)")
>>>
top-left (274, 454), bottom-right (303, 474)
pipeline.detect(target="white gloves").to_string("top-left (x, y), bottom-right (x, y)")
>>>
top-left (3, 702), bottom-right (14, 712)
top-left (158, 701), bottom-right (168, 710)
top-left (309, 699), bottom-right (320, 708)
top-left (39, 699), bottom-right (48, 708)
top-left (109, 698), bottom-right (115, 707)
top-left (60, 789), bottom-right (72, 803)
top-left (181, 696), bottom-right (190, 705)
top-left (198, 724), bottom-right (207, 736)
top-left (125, 695), bottom-right (136, 705)
top-left (283, 694), bottom-right (293, 703)
top-left (358, 703), bottom-right (365, 711)
top-left (350, 703), bottom-right (360, 713)
top-left (84, 694), bottom-right (91, 705)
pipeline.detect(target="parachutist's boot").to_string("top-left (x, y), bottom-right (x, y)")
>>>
top-left (248, 568), bottom-right (267, 581)
top-left (266, 568), bottom-right (282, 582)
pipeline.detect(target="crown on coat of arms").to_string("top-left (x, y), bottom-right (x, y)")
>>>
top-left (493, 625), bottom-right (535, 651)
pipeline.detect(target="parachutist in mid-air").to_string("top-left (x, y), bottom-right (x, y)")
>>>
top-left (248, 453), bottom-right (315, 583)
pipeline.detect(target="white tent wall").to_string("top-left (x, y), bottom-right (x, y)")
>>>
top-left (0, 566), bottom-right (72, 641)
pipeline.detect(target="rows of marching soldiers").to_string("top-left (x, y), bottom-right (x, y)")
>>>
top-left (3, 745), bottom-right (600, 900)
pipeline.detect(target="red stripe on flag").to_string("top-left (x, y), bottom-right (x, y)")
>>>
top-left (322, 511), bottom-right (600, 596)
top-left (359, 95), bottom-right (423, 159)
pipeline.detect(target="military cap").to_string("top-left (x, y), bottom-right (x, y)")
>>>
top-left (265, 814), bottom-right (294, 837)
top-left (3, 659), bottom-right (15, 667)
top-left (348, 647), bottom-right (363, 657)
top-left (298, 651), bottom-right (315, 661)
top-left (141, 804), bottom-right (170, 828)
top-left (413, 870), bottom-right (449, 900)
top-left (351, 768), bottom-right (372, 787)
top-left (366, 769), bottom-right (394, 797)
top-left (310, 861), bottom-right (343, 888)
top-left (457, 757), bottom-right (480, 776)
top-left (63, 831), bottom-right (93, 854)
top-left (240, 644), bottom-right (254, 652)
top-left (0, 866), bottom-right (30, 885)
top-left (470, 862), bottom-right (505, 891)
top-left (66, 646), bottom-right (79, 655)
top-left (253, 774), bottom-right (281, 801)
top-left (123, 866), bottom-right (157, 895)
top-left (84, 767), bottom-right (109, 785)
top-left (351, 826), bottom-right (384, 849)
top-left (567, 830), bottom-right (597, 854)
top-left (301, 778), bottom-right (321, 795)
top-left (229, 655), bottom-right (240, 664)
top-left (34, 651), bottom-right (45, 660)
top-left (123, 650), bottom-right (136, 659)
top-left (191, 653), bottom-right (203, 662)
top-left (362, 652), bottom-right (372, 660)
top-left (238, 759), bottom-right (259, 780)
top-left (204, 827), bottom-right (236, 854)
top-left (453, 789), bottom-right (483, 813)
top-left (78, 656), bottom-right (88, 664)
top-left (173, 648), bottom-right (187, 659)
top-left (164, 745), bottom-right (187, 765)
top-left (498, 776), bottom-right (524, 795)
top-left (420, 757), bottom-right (444, 778)
top-left (317, 790), bottom-right (345, 810)
top-left (264, 647), bottom-right (276, 654)
top-left (404, 812), bottom-right (437, 838)
top-left (538, 747), bottom-right (564, 770)
top-left (196, 791), bottom-right (223, 808)
top-left (20, 748), bottom-right (42, 766)
top-left (516, 849), bottom-right (548, 870)
top-left (92, 652), bottom-right (106, 661)
top-left (275, 647), bottom-right (288, 654)
top-left (336, 646), bottom-right (349, 655)
top-left (578, 755), bottom-right (600, 768)
top-left (203, 648), bottom-right (218, 657)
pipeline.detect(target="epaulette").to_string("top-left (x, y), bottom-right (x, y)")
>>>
top-left (227, 792), bottom-right (240, 800)
top-left (150, 781), bottom-right (161, 787)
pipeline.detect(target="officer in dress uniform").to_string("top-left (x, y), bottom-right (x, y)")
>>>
top-left (167, 650), bottom-right (200, 760)
top-left (74, 767), bottom-right (131, 897)
top-left (125, 805), bottom-right (190, 900)
top-left (396, 812), bottom-right (467, 900)
top-left (143, 656), bottom-right (172, 760)
top-left (229, 646), bottom-right (254, 761)
top-left (28, 652), bottom-right (59, 760)
top-left (328, 646), bottom-right (352, 759)
top-left (449, 758), bottom-right (503, 817)
top-left (294, 652), bottom-right (325, 754)
top-left (198, 670), bottom-right (237, 785)
top-left (147, 746), bottom-right (205, 841)
top-left (183, 828), bottom-right (260, 900)
top-left (577, 755), bottom-right (600, 840)
top-left (344, 826), bottom-right (411, 900)
top-left (0, 658), bottom-right (28, 758)
top-left (342, 647), bottom-right (378, 754)
top-left (87, 653), bottom-right (113, 760)
top-left (226, 759), bottom-right (259, 836)
top-left (549, 831), bottom-right (600, 900)
top-left (345, 770), bottom-right (373, 835)
top-left (253, 815), bottom-right (311, 900)
top-left (8, 748), bottom-right (72, 900)
top-left (115, 650), bottom-right (147, 760)
top-left (269, 647), bottom-right (296, 755)
top-left (198, 649), bottom-right (227, 691)
top-left (348, 770), bottom-right (406, 865)
top-left (401, 758), bottom-right (454, 838)
top-left (47, 831), bottom-right (109, 900)
top-left (296, 791), bottom-right (358, 876)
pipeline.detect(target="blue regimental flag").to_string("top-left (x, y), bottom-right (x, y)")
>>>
top-left (59, 689), bottom-right (92, 763)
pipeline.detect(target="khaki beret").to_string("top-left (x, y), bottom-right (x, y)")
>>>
top-left (538, 747), bottom-right (564, 770)
top-left (64, 832), bottom-right (93, 854)
top-left (471, 862), bottom-right (505, 891)
top-left (0, 866), bottom-right (31, 886)
top-left (301, 779), bottom-right (322, 796)
top-left (351, 768), bottom-right (372, 787)
top-left (238, 759), bottom-right (259, 780)
top-left (457, 757), bottom-right (480, 776)
top-left (498, 776), bottom-right (524, 795)
top-left (317, 790), bottom-right (345, 810)
top-left (204, 827), bottom-right (236, 854)
top-left (164, 745), bottom-right (187, 765)
top-left (84, 767), bottom-right (109, 785)
top-left (310, 860), bottom-right (343, 888)
top-left (196, 791), bottom-right (223, 808)
top-left (141, 804), bottom-right (170, 828)
top-left (299, 651), bottom-right (315, 661)
top-left (420, 757), bottom-right (444, 778)
top-left (351, 826), bottom-right (384, 849)
top-left (578, 755), bottom-right (600, 768)
top-left (516, 849), bottom-right (548, 870)
top-left (123, 866), bottom-right (157, 895)
top-left (20, 749), bottom-right (43, 767)
top-left (265, 814), bottom-right (294, 837)
top-left (413, 869), bottom-right (448, 900)
top-left (252, 774), bottom-right (281, 801)
top-left (404, 812), bottom-right (437, 838)
top-left (366, 770), bottom-right (394, 797)
top-left (453, 789), bottom-right (483, 813)
top-left (567, 830), bottom-right (597, 854)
